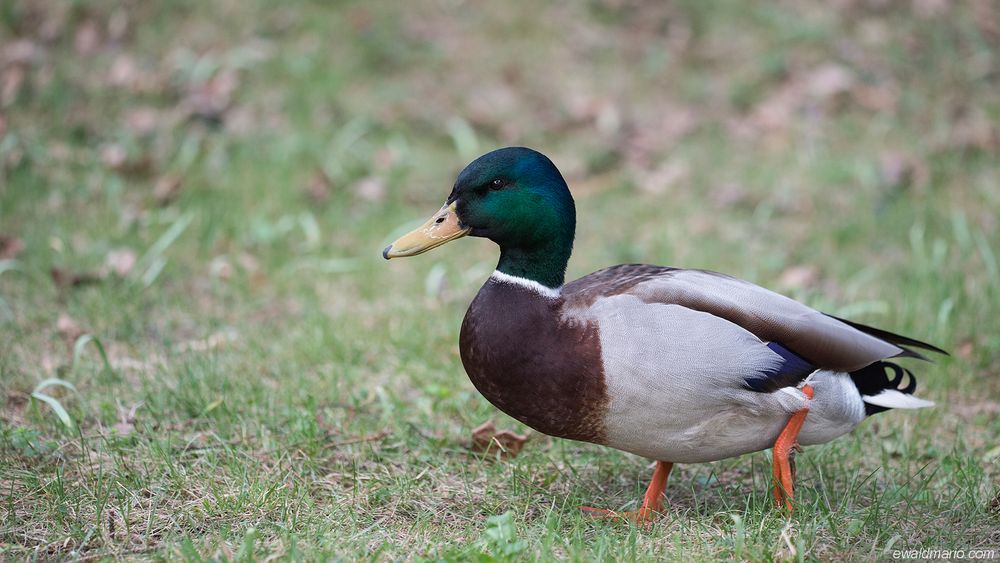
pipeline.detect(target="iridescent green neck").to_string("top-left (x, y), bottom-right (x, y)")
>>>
top-left (496, 236), bottom-right (573, 289)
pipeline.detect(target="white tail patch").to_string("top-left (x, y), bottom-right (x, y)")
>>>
top-left (862, 390), bottom-right (935, 410)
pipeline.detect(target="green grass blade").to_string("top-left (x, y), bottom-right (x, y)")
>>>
top-left (30, 391), bottom-right (75, 428)
top-left (71, 334), bottom-right (116, 378)
top-left (33, 378), bottom-right (79, 394)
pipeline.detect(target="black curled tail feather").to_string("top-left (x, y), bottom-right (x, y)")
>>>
top-left (849, 361), bottom-right (920, 416)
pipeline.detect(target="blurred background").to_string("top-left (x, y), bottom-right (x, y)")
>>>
top-left (1, 0), bottom-right (998, 559)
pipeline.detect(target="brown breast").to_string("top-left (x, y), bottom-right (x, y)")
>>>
top-left (459, 278), bottom-right (609, 444)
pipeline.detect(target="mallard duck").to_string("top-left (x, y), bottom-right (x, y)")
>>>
top-left (382, 147), bottom-right (945, 520)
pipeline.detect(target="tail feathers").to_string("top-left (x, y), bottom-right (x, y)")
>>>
top-left (861, 389), bottom-right (934, 410)
top-left (825, 314), bottom-right (949, 358)
top-left (850, 361), bottom-right (934, 416)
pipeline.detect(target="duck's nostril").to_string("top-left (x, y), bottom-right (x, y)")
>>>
top-left (435, 217), bottom-right (445, 224)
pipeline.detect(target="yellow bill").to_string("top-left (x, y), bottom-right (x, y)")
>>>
top-left (383, 201), bottom-right (470, 259)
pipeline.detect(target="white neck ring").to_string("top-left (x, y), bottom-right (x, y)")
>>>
top-left (490, 270), bottom-right (562, 299)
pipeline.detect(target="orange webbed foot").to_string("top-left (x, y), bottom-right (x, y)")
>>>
top-left (772, 384), bottom-right (814, 512)
top-left (579, 460), bottom-right (673, 526)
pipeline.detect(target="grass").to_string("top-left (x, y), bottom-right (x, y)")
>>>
top-left (1, 0), bottom-right (999, 560)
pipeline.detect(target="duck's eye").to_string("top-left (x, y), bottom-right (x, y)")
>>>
top-left (490, 178), bottom-right (505, 190)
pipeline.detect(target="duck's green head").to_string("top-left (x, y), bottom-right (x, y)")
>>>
top-left (383, 147), bottom-right (576, 288)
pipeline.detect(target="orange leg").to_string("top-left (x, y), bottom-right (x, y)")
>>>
top-left (772, 384), bottom-right (814, 511)
top-left (580, 460), bottom-right (674, 524)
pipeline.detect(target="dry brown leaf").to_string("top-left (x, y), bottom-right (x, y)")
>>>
top-left (632, 159), bottom-right (689, 196)
top-left (237, 253), bottom-right (260, 274)
top-left (114, 402), bottom-right (143, 436)
top-left (913, 0), bottom-right (951, 18)
top-left (107, 9), bottom-right (129, 42)
top-left (373, 147), bottom-right (399, 172)
top-left (1, 66), bottom-right (25, 107)
top-left (124, 107), bottom-right (159, 136)
top-left (878, 151), bottom-right (928, 192)
top-left (153, 175), bottom-right (184, 206)
top-left (100, 143), bottom-right (127, 169)
top-left (471, 420), bottom-right (528, 459)
top-left (956, 340), bottom-right (974, 359)
top-left (353, 176), bottom-right (386, 203)
top-left (209, 256), bottom-right (234, 280)
top-left (803, 64), bottom-right (855, 100)
top-left (778, 265), bottom-right (820, 290)
top-left (175, 330), bottom-right (238, 353)
top-left (108, 55), bottom-right (139, 88)
top-left (50, 267), bottom-right (102, 290)
top-left (710, 183), bottom-right (754, 210)
top-left (0, 236), bottom-right (25, 259)
top-left (748, 63), bottom-right (856, 135)
top-left (185, 69), bottom-right (239, 123)
top-left (74, 19), bottom-right (102, 55)
top-left (113, 420), bottom-right (134, 436)
top-left (3, 40), bottom-right (40, 66)
top-left (104, 249), bottom-right (137, 277)
top-left (56, 313), bottom-right (85, 344)
top-left (100, 143), bottom-right (155, 176)
top-left (945, 107), bottom-right (1000, 154)
top-left (973, 0), bottom-right (1000, 41)
top-left (305, 169), bottom-right (334, 204)
top-left (853, 83), bottom-right (899, 112)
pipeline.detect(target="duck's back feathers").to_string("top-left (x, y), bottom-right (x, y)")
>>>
top-left (564, 265), bottom-right (920, 373)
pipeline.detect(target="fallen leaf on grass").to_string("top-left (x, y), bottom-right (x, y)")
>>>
top-left (153, 174), bottom-right (184, 206)
top-left (3, 39), bottom-right (41, 66)
top-left (710, 183), bottom-right (754, 210)
top-left (632, 159), bottom-right (689, 196)
top-left (175, 329), bottom-right (238, 353)
top-left (56, 313), bottom-right (86, 345)
top-left (114, 402), bottom-right (143, 436)
top-left (209, 256), bottom-right (234, 280)
top-left (913, 0), bottom-right (951, 19)
top-left (943, 106), bottom-right (1000, 155)
top-left (352, 176), bottom-right (386, 203)
top-left (747, 63), bottom-right (856, 136)
top-left (100, 143), bottom-right (155, 177)
top-left (124, 107), bottom-right (160, 136)
top-left (778, 265), bottom-right (820, 290)
top-left (185, 69), bottom-right (239, 124)
top-left (0, 236), bottom-right (24, 259)
top-left (1, 66), bottom-right (25, 107)
top-left (305, 169), bottom-right (334, 205)
top-left (103, 249), bottom-right (137, 277)
top-left (107, 54), bottom-right (164, 93)
top-left (50, 267), bottom-right (102, 290)
top-left (956, 340), bottom-right (974, 359)
top-left (325, 430), bottom-right (390, 449)
top-left (471, 420), bottom-right (528, 459)
top-left (74, 19), bottom-right (102, 55)
top-left (878, 151), bottom-right (928, 193)
top-left (972, 0), bottom-right (1000, 41)
top-left (107, 9), bottom-right (129, 42)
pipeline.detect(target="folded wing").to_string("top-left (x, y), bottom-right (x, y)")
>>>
top-left (564, 265), bottom-right (942, 376)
